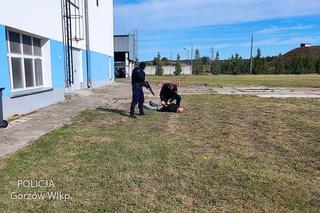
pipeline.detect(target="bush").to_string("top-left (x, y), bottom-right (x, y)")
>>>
top-left (291, 56), bottom-right (304, 75)
top-left (316, 58), bottom-right (320, 74)
top-left (193, 60), bottom-right (203, 75)
top-left (155, 52), bottom-right (163, 76)
top-left (174, 54), bottom-right (182, 76)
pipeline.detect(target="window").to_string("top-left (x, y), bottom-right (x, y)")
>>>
top-left (96, 0), bottom-right (99, 7)
top-left (6, 30), bottom-right (44, 91)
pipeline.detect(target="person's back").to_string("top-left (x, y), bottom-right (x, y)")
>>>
top-left (160, 83), bottom-right (177, 99)
top-left (131, 67), bottom-right (146, 87)
top-left (160, 83), bottom-right (181, 106)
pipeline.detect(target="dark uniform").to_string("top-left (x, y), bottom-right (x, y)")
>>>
top-left (130, 63), bottom-right (148, 117)
top-left (160, 83), bottom-right (181, 106)
top-left (159, 104), bottom-right (179, 113)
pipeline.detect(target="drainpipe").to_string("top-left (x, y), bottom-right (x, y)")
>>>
top-left (84, 0), bottom-right (91, 88)
top-left (0, 87), bottom-right (8, 128)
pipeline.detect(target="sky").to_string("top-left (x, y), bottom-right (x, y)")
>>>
top-left (114, 0), bottom-right (320, 61)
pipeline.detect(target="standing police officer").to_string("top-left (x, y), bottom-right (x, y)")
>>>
top-left (130, 62), bottom-right (149, 118)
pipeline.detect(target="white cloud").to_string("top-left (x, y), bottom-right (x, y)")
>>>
top-left (114, 0), bottom-right (320, 32)
top-left (240, 36), bottom-right (320, 47)
top-left (256, 24), bottom-right (315, 34)
top-left (195, 44), bottom-right (233, 50)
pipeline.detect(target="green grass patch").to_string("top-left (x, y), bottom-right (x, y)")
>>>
top-left (146, 74), bottom-right (320, 88)
top-left (0, 95), bottom-right (319, 211)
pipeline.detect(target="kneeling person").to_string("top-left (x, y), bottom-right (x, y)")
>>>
top-left (160, 83), bottom-right (181, 106)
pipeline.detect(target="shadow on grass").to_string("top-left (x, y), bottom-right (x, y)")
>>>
top-left (96, 107), bottom-right (129, 117)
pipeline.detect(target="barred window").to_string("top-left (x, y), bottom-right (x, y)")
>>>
top-left (6, 30), bottom-right (44, 90)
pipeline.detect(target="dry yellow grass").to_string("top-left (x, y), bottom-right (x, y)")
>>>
top-left (146, 74), bottom-right (320, 88)
top-left (0, 95), bottom-right (319, 211)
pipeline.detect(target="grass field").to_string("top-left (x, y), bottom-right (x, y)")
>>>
top-left (146, 74), bottom-right (320, 88)
top-left (0, 95), bottom-right (319, 212)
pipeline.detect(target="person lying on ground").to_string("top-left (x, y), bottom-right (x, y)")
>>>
top-left (144, 101), bottom-right (184, 113)
top-left (160, 83), bottom-right (181, 107)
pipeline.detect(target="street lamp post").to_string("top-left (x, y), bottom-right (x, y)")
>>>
top-left (183, 48), bottom-right (190, 62)
top-left (249, 34), bottom-right (254, 75)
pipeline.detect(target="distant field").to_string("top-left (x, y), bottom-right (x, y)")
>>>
top-left (146, 74), bottom-right (320, 88)
top-left (0, 95), bottom-right (319, 211)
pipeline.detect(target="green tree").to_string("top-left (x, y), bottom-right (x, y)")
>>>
top-left (201, 56), bottom-right (210, 65)
top-left (161, 57), bottom-right (169, 65)
top-left (155, 52), bottom-right (163, 76)
top-left (274, 54), bottom-right (285, 74)
top-left (315, 58), bottom-right (320, 74)
top-left (292, 56), bottom-right (304, 75)
top-left (192, 49), bottom-right (203, 75)
top-left (303, 55), bottom-right (315, 73)
top-left (193, 60), bottom-right (203, 75)
top-left (161, 57), bottom-right (168, 62)
top-left (194, 49), bottom-right (200, 60)
top-left (253, 48), bottom-right (267, 74)
top-left (240, 59), bottom-right (250, 74)
top-left (174, 54), bottom-right (182, 76)
top-left (215, 51), bottom-right (220, 60)
top-left (231, 53), bottom-right (242, 75)
top-left (210, 51), bottom-right (221, 75)
top-left (152, 57), bottom-right (157, 65)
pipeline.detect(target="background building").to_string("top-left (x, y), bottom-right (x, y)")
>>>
top-left (0, 0), bottom-right (114, 119)
top-left (114, 32), bottom-right (137, 78)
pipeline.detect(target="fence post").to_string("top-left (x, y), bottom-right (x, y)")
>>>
top-left (0, 87), bottom-right (8, 128)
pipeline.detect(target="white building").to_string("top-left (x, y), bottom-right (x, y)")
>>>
top-left (0, 0), bottom-right (114, 119)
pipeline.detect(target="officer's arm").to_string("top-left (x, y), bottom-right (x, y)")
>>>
top-left (173, 85), bottom-right (178, 93)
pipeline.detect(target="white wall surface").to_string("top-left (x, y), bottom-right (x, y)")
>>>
top-left (0, 0), bottom-right (63, 41)
top-left (0, 0), bottom-right (114, 55)
top-left (87, 0), bottom-right (114, 56)
top-left (3, 88), bottom-right (65, 119)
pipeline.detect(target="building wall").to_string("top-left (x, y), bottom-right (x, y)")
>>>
top-left (0, 0), bottom-right (114, 119)
top-left (0, 0), bottom-right (115, 89)
top-left (0, 1), bottom-right (64, 118)
top-left (50, 40), bottom-right (65, 88)
top-left (86, 0), bottom-right (114, 86)
top-left (0, 25), bottom-right (10, 97)
top-left (87, 0), bottom-right (114, 57)
top-left (90, 50), bottom-right (114, 87)
top-left (2, 88), bottom-right (65, 118)
top-left (145, 66), bottom-right (192, 75)
top-left (1, 36), bottom-right (65, 118)
top-left (0, 0), bottom-right (63, 42)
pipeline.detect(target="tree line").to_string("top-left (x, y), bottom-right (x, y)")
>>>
top-left (149, 49), bottom-right (320, 76)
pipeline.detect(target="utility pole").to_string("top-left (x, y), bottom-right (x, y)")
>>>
top-left (191, 44), bottom-right (194, 72)
top-left (249, 34), bottom-right (254, 75)
top-left (211, 45), bottom-right (214, 60)
top-left (170, 51), bottom-right (173, 75)
top-left (133, 29), bottom-right (138, 62)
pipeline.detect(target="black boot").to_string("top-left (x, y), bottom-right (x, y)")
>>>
top-left (139, 110), bottom-right (145, 116)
